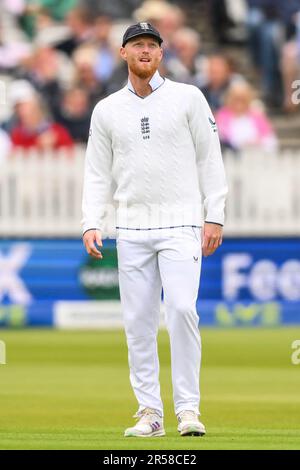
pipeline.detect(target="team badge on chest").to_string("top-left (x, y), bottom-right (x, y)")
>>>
top-left (141, 116), bottom-right (150, 140)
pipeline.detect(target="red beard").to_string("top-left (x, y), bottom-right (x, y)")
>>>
top-left (128, 59), bottom-right (158, 79)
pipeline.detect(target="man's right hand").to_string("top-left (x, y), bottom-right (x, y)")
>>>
top-left (83, 229), bottom-right (103, 259)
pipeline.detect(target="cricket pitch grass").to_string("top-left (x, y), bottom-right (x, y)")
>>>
top-left (0, 327), bottom-right (300, 450)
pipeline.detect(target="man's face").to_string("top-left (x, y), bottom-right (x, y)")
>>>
top-left (120, 35), bottom-right (163, 79)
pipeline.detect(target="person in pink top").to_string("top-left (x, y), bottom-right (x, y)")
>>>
top-left (216, 81), bottom-right (278, 153)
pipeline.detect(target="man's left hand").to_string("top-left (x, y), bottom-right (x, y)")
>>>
top-left (202, 222), bottom-right (223, 257)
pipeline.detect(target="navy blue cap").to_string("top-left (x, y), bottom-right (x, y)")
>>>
top-left (122, 22), bottom-right (163, 47)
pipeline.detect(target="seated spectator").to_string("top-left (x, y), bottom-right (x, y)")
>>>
top-left (54, 6), bottom-right (95, 56)
top-left (105, 60), bottom-right (129, 95)
top-left (0, 128), bottom-right (12, 163)
top-left (246, 0), bottom-right (300, 108)
top-left (19, 46), bottom-right (65, 117)
top-left (216, 81), bottom-right (278, 152)
top-left (134, 0), bottom-right (185, 63)
top-left (166, 27), bottom-right (208, 89)
top-left (54, 87), bottom-right (91, 143)
top-left (8, 80), bottom-right (74, 152)
top-left (93, 15), bottom-right (117, 84)
top-left (201, 54), bottom-right (243, 111)
top-left (210, 0), bottom-right (248, 45)
top-left (18, 0), bottom-right (77, 39)
top-left (73, 45), bottom-right (107, 107)
top-left (31, 7), bottom-right (73, 48)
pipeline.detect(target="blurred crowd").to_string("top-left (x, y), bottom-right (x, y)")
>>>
top-left (1, 0), bottom-right (300, 160)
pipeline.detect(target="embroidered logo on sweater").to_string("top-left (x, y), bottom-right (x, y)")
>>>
top-left (141, 116), bottom-right (150, 140)
top-left (209, 117), bottom-right (218, 133)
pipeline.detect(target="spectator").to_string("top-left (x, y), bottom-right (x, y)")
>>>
top-left (18, 1), bottom-right (78, 39)
top-left (166, 27), bottom-right (208, 88)
top-left (19, 46), bottom-right (65, 116)
top-left (93, 15), bottom-right (117, 84)
top-left (105, 60), bottom-right (129, 95)
top-left (54, 87), bottom-right (91, 143)
top-left (201, 54), bottom-right (243, 111)
top-left (216, 81), bottom-right (278, 152)
top-left (281, 11), bottom-right (300, 112)
top-left (246, 0), bottom-right (300, 108)
top-left (31, 7), bottom-right (73, 48)
top-left (210, 0), bottom-right (248, 45)
top-left (134, 1), bottom-right (185, 63)
top-left (8, 80), bottom-right (74, 152)
top-left (73, 45), bottom-right (107, 107)
top-left (54, 6), bottom-right (95, 56)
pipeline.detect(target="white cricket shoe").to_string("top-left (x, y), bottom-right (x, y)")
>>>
top-left (177, 410), bottom-right (206, 436)
top-left (124, 408), bottom-right (166, 437)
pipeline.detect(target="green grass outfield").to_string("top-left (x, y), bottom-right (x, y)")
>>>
top-left (0, 327), bottom-right (300, 450)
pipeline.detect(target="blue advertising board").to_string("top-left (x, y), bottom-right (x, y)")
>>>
top-left (0, 238), bottom-right (299, 327)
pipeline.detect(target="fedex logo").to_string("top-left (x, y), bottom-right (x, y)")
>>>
top-left (0, 244), bottom-right (32, 304)
top-left (223, 254), bottom-right (300, 301)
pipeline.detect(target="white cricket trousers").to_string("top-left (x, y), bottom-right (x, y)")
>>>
top-left (116, 227), bottom-right (202, 417)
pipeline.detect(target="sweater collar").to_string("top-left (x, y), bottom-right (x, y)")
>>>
top-left (127, 71), bottom-right (164, 95)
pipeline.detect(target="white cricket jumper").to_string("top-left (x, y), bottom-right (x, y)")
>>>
top-left (82, 74), bottom-right (227, 234)
top-left (81, 72), bottom-right (228, 418)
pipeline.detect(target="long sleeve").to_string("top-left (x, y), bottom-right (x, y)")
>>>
top-left (81, 103), bottom-right (114, 234)
top-left (188, 87), bottom-right (228, 225)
